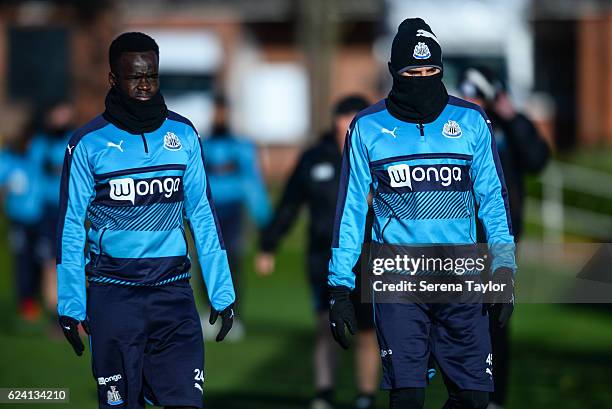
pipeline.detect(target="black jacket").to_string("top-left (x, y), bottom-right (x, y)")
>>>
top-left (481, 112), bottom-right (550, 241)
top-left (261, 132), bottom-right (343, 254)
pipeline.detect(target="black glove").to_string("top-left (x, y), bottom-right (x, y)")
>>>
top-left (58, 315), bottom-right (90, 356)
top-left (488, 267), bottom-right (515, 328)
top-left (209, 303), bottom-right (234, 342)
top-left (328, 285), bottom-right (357, 349)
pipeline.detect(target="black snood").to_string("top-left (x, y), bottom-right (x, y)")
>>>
top-left (103, 86), bottom-right (168, 134)
top-left (386, 65), bottom-right (448, 123)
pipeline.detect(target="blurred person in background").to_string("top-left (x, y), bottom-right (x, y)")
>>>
top-left (255, 95), bottom-right (380, 409)
top-left (203, 94), bottom-right (272, 341)
top-left (30, 100), bottom-right (76, 314)
top-left (458, 67), bottom-right (550, 409)
top-left (327, 18), bottom-right (516, 409)
top-left (0, 107), bottom-right (46, 324)
top-left (56, 32), bottom-right (235, 409)
top-left (458, 67), bottom-right (550, 243)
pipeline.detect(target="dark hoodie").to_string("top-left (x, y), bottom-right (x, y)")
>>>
top-left (260, 132), bottom-right (341, 254)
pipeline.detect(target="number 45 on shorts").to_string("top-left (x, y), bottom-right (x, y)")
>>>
top-left (485, 354), bottom-right (493, 378)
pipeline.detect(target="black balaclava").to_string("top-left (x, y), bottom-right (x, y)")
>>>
top-left (386, 18), bottom-right (448, 124)
top-left (103, 32), bottom-right (168, 134)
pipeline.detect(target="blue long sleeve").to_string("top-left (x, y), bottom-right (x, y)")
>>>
top-left (471, 115), bottom-right (516, 273)
top-left (240, 143), bottom-right (272, 227)
top-left (328, 122), bottom-right (371, 290)
top-left (184, 133), bottom-right (236, 311)
top-left (0, 150), bottom-right (10, 185)
top-left (57, 142), bottom-right (94, 321)
top-left (55, 112), bottom-right (236, 315)
top-left (324, 97), bottom-right (516, 288)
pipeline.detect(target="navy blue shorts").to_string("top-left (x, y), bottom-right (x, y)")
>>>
top-left (374, 302), bottom-right (493, 392)
top-left (87, 280), bottom-right (204, 409)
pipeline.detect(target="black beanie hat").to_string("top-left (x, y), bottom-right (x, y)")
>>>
top-left (390, 18), bottom-right (442, 74)
top-left (458, 66), bottom-right (506, 104)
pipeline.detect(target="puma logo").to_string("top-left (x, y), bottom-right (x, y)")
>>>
top-left (381, 127), bottom-right (398, 138)
top-left (107, 140), bottom-right (124, 152)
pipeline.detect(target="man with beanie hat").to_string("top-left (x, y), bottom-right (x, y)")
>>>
top-left (386, 18), bottom-right (447, 123)
top-left (327, 18), bottom-right (516, 409)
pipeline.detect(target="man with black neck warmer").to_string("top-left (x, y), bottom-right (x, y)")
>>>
top-left (56, 32), bottom-right (235, 409)
top-left (327, 18), bottom-right (516, 409)
top-left (385, 22), bottom-right (447, 124)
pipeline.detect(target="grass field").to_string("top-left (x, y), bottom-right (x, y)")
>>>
top-left (1, 215), bottom-right (612, 409)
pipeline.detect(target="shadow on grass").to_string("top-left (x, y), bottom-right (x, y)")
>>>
top-left (205, 316), bottom-right (612, 409)
top-left (207, 391), bottom-right (311, 409)
top-left (206, 320), bottom-right (317, 409)
top-left (204, 318), bottom-right (388, 409)
top-left (508, 339), bottom-right (612, 408)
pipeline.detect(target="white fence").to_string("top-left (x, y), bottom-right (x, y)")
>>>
top-left (525, 161), bottom-right (612, 241)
